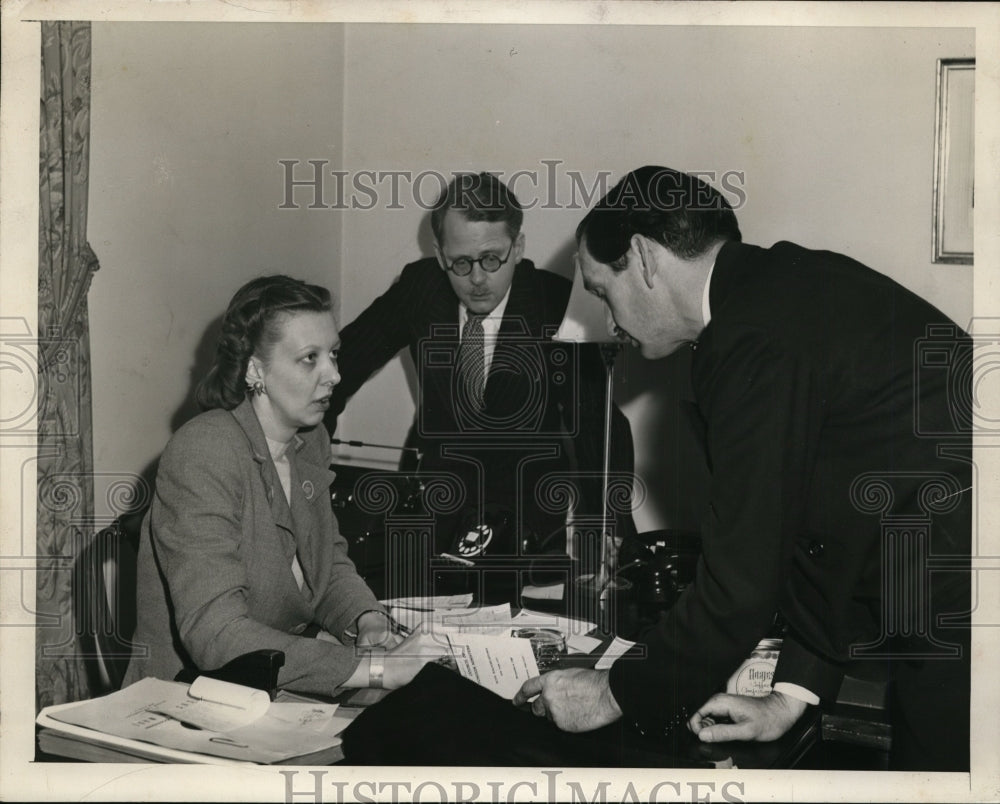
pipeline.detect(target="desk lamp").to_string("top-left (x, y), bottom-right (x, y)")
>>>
top-left (554, 256), bottom-right (628, 633)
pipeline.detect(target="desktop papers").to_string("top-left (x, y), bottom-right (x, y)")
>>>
top-left (566, 633), bottom-right (603, 654)
top-left (512, 608), bottom-right (598, 638)
top-left (594, 636), bottom-right (636, 670)
top-left (446, 632), bottom-right (540, 699)
top-left (520, 582), bottom-right (565, 601)
top-left (391, 608), bottom-right (543, 698)
top-left (381, 593), bottom-right (474, 609)
top-left (391, 604), bottom-right (597, 641)
top-left (43, 677), bottom-right (351, 763)
top-left (388, 605), bottom-right (603, 698)
top-left (151, 676), bottom-right (270, 732)
top-left (390, 602), bottom-right (513, 635)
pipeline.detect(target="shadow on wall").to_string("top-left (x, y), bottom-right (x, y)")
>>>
top-left (171, 313), bottom-right (224, 435)
top-left (126, 314), bottom-right (226, 514)
top-left (130, 231), bottom-right (713, 533)
top-left (543, 233), bottom-right (711, 534)
top-left (416, 210), bottom-right (436, 260)
top-left (616, 332), bottom-right (712, 534)
top-left (539, 238), bottom-right (576, 283)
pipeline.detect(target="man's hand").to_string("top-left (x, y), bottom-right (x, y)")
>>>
top-left (687, 691), bottom-right (808, 743)
top-left (512, 668), bottom-right (622, 732)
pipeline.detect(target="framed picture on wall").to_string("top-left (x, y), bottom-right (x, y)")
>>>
top-left (932, 57), bottom-right (975, 264)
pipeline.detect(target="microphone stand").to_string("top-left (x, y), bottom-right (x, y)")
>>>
top-left (330, 437), bottom-right (422, 460)
top-left (595, 342), bottom-right (620, 594)
top-left (577, 342), bottom-right (625, 636)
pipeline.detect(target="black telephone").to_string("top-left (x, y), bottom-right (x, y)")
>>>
top-left (617, 529), bottom-right (702, 617)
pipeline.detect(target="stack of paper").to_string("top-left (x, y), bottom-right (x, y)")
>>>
top-left (390, 604), bottom-right (598, 640)
top-left (387, 604), bottom-right (605, 698)
top-left (389, 602), bottom-right (514, 635)
top-left (520, 582), bottom-right (565, 601)
top-left (380, 593), bottom-right (474, 609)
top-left (594, 636), bottom-right (637, 669)
top-left (512, 608), bottom-right (598, 637)
top-left (391, 608), bottom-right (541, 699)
top-left (380, 600), bottom-right (610, 699)
top-left (444, 632), bottom-right (539, 699)
top-left (37, 677), bottom-right (353, 764)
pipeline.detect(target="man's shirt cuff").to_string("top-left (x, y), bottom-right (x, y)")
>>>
top-left (773, 681), bottom-right (820, 705)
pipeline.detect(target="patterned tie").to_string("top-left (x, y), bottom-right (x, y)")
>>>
top-left (457, 312), bottom-right (487, 410)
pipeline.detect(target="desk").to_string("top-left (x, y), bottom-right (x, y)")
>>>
top-left (533, 630), bottom-right (821, 769)
top-left (36, 705), bottom-right (820, 769)
top-left (326, 603), bottom-right (823, 769)
top-left (37, 602), bottom-right (826, 768)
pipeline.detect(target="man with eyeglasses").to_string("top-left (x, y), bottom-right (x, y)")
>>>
top-left (326, 172), bottom-right (635, 595)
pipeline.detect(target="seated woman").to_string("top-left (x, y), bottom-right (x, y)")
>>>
top-left (124, 275), bottom-right (440, 695)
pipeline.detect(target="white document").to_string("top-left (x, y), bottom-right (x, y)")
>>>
top-left (391, 602), bottom-right (512, 635)
top-left (381, 593), bottom-right (474, 609)
top-left (521, 582), bottom-right (565, 601)
top-left (445, 625), bottom-right (515, 637)
top-left (37, 701), bottom-right (255, 765)
top-left (381, 625), bottom-right (458, 658)
top-left (221, 705), bottom-right (353, 759)
top-left (45, 677), bottom-right (346, 764)
top-left (566, 633), bottom-right (603, 655)
top-left (436, 603), bottom-right (511, 627)
top-left (150, 676), bottom-right (270, 732)
top-left (594, 636), bottom-right (636, 670)
top-left (512, 608), bottom-right (597, 637)
top-left (447, 632), bottom-right (540, 699)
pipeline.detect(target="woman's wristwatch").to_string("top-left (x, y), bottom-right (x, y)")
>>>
top-left (367, 647), bottom-right (386, 689)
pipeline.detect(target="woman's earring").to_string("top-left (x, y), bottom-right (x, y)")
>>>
top-left (246, 360), bottom-right (266, 396)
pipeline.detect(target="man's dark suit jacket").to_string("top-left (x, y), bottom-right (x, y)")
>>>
top-left (609, 241), bottom-right (970, 768)
top-left (326, 257), bottom-right (634, 553)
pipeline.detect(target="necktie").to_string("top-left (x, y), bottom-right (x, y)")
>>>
top-left (457, 312), bottom-right (486, 410)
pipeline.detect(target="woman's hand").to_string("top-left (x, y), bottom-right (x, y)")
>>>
top-left (381, 625), bottom-right (453, 690)
top-left (355, 611), bottom-right (404, 649)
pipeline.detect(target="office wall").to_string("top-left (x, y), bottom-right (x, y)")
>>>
top-left (86, 23), bottom-right (974, 531)
top-left (336, 24), bottom-right (974, 531)
top-left (88, 23), bottom-right (346, 518)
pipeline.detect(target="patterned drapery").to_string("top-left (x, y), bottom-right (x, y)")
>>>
top-left (36, 21), bottom-right (100, 709)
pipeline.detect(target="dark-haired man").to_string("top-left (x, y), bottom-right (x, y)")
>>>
top-left (326, 173), bottom-right (635, 595)
top-left (515, 165), bottom-right (971, 771)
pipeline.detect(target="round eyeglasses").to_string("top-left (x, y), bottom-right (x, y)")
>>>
top-left (442, 241), bottom-right (514, 277)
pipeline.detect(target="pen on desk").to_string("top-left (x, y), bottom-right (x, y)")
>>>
top-left (439, 552), bottom-right (475, 567)
top-left (391, 604), bottom-right (434, 612)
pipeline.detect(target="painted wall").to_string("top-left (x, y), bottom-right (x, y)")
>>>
top-left (335, 24), bottom-right (975, 531)
top-left (88, 22), bottom-right (346, 517)
top-left (87, 23), bottom-right (974, 531)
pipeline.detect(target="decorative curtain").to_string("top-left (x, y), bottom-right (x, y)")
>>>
top-left (36, 21), bottom-right (100, 709)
